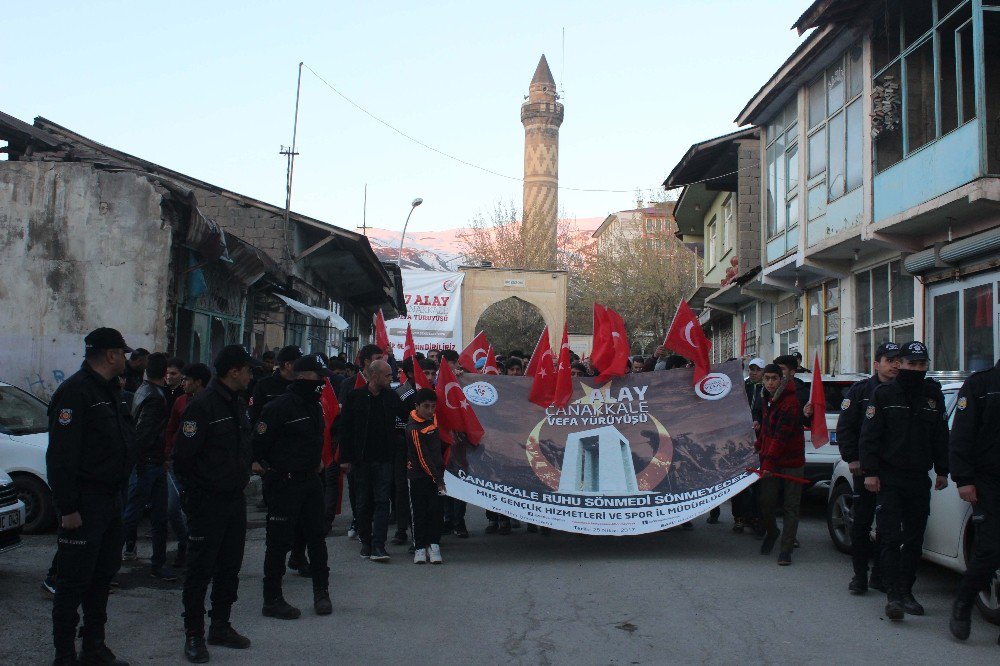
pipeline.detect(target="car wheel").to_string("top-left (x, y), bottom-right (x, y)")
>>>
top-left (12, 474), bottom-right (55, 534)
top-left (977, 571), bottom-right (1000, 626)
top-left (826, 481), bottom-right (853, 555)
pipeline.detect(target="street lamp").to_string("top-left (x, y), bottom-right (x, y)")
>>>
top-left (398, 197), bottom-right (423, 266)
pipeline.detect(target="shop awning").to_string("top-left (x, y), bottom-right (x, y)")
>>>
top-left (274, 294), bottom-right (349, 330)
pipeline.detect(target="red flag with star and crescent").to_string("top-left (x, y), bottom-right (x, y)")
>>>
top-left (458, 331), bottom-right (489, 374)
top-left (809, 353), bottom-right (830, 448)
top-left (435, 359), bottom-right (484, 445)
top-left (374, 309), bottom-right (391, 354)
top-left (594, 308), bottom-right (629, 384)
top-left (482, 345), bottom-right (500, 375)
top-left (528, 336), bottom-right (557, 408)
top-left (319, 377), bottom-right (341, 468)
top-left (525, 326), bottom-right (550, 377)
top-left (403, 323), bottom-right (432, 389)
top-left (590, 304), bottom-right (612, 373)
top-left (663, 299), bottom-right (712, 384)
top-left (553, 324), bottom-right (573, 408)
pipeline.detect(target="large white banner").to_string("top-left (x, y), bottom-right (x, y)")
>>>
top-left (386, 270), bottom-right (465, 355)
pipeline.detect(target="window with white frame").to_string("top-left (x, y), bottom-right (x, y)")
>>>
top-left (707, 217), bottom-right (717, 267)
top-left (758, 302), bottom-right (775, 362)
top-left (805, 280), bottom-right (841, 373)
top-left (740, 304), bottom-right (757, 357)
top-left (871, 0), bottom-right (977, 173)
top-left (854, 260), bottom-right (915, 371)
top-left (807, 42), bottom-right (864, 217)
top-left (765, 99), bottom-right (799, 261)
top-left (776, 296), bottom-right (800, 355)
top-left (722, 195), bottom-right (733, 251)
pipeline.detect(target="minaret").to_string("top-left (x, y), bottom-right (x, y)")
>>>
top-left (521, 54), bottom-right (564, 270)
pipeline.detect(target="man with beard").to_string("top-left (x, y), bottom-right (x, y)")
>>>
top-left (858, 341), bottom-right (949, 621)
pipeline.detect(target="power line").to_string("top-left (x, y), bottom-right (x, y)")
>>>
top-left (301, 63), bottom-right (673, 195)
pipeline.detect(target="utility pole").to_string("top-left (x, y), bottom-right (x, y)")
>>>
top-left (281, 62), bottom-right (304, 264)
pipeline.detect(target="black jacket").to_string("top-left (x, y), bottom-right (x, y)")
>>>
top-left (333, 386), bottom-right (407, 464)
top-left (252, 386), bottom-right (325, 473)
top-left (744, 379), bottom-right (764, 424)
top-left (46, 363), bottom-right (133, 515)
top-left (249, 371), bottom-right (293, 424)
top-left (858, 378), bottom-right (949, 478)
top-left (131, 381), bottom-right (168, 467)
top-left (173, 378), bottom-right (252, 495)
top-left (406, 411), bottom-right (444, 483)
top-left (950, 360), bottom-right (1000, 486)
top-left (836, 374), bottom-right (883, 466)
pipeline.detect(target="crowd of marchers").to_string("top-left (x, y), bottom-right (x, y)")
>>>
top-left (40, 327), bottom-right (1000, 664)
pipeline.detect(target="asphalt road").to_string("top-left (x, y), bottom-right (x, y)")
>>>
top-left (3, 492), bottom-right (998, 665)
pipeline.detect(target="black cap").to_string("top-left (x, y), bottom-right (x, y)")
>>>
top-left (293, 353), bottom-right (333, 377)
top-left (214, 344), bottom-right (262, 375)
top-left (276, 345), bottom-right (305, 364)
top-left (874, 341), bottom-right (901, 360)
top-left (84, 328), bottom-right (132, 353)
top-left (899, 340), bottom-right (930, 361)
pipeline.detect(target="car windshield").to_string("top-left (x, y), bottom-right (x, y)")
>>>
top-left (0, 386), bottom-right (49, 436)
top-left (798, 381), bottom-right (855, 414)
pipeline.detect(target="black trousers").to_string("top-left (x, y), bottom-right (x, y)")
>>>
top-left (52, 492), bottom-right (123, 656)
top-left (392, 445), bottom-right (411, 535)
top-left (850, 476), bottom-right (882, 578)
top-left (443, 497), bottom-right (466, 524)
top-left (876, 474), bottom-right (930, 597)
top-left (322, 464), bottom-right (342, 525)
top-left (181, 490), bottom-right (246, 635)
top-left (408, 477), bottom-right (443, 549)
top-left (353, 461), bottom-right (393, 547)
top-left (956, 476), bottom-right (1000, 604)
top-left (263, 472), bottom-right (329, 601)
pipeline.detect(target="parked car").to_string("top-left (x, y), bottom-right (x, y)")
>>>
top-left (798, 373), bottom-right (868, 487)
top-left (825, 381), bottom-right (1000, 625)
top-left (0, 468), bottom-right (26, 553)
top-left (0, 380), bottom-right (55, 533)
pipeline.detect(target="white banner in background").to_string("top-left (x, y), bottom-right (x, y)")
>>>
top-left (386, 270), bottom-right (465, 354)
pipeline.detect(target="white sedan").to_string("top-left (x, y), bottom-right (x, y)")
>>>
top-left (826, 382), bottom-right (1000, 625)
top-left (0, 381), bottom-right (54, 533)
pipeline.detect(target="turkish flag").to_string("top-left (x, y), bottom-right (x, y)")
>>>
top-left (553, 324), bottom-right (573, 408)
top-left (590, 304), bottom-right (613, 373)
top-left (664, 299), bottom-right (711, 383)
top-left (436, 359), bottom-right (484, 445)
top-left (594, 308), bottom-right (629, 384)
top-left (525, 326), bottom-right (550, 377)
top-left (374, 309), bottom-right (391, 353)
top-left (353, 371), bottom-right (367, 389)
top-left (809, 353), bottom-right (830, 448)
top-left (402, 324), bottom-right (431, 389)
top-left (528, 337), bottom-right (557, 408)
top-left (320, 377), bottom-right (340, 468)
top-left (458, 331), bottom-right (489, 373)
top-left (482, 345), bottom-right (500, 375)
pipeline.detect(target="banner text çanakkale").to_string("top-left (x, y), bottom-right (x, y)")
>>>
top-left (386, 270), bottom-right (465, 353)
top-left (444, 361), bottom-right (758, 535)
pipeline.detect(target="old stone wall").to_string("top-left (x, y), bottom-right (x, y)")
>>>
top-left (0, 162), bottom-right (172, 398)
top-left (736, 138), bottom-right (762, 277)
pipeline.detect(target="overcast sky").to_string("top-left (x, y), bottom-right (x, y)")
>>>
top-left (4, 1), bottom-right (808, 233)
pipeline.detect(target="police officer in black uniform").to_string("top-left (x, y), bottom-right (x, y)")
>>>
top-left (253, 354), bottom-right (333, 619)
top-left (836, 342), bottom-right (900, 595)
top-left (47, 328), bottom-right (133, 666)
top-left (173, 345), bottom-right (260, 663)
top-left (948, 356), bottom-right (1000, 643)
top-left (858, 341), bottom-right (949, 622)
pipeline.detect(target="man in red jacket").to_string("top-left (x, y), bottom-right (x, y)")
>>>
top-left (756, 363), bottom-right (812, 565)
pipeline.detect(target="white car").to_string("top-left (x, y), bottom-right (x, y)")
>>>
top-left (826, 381), bottom-right (1000, 625)
top-left (0, 380), bottom-right (55, 533)
top-left (0, 468), bottom-right (26, 553)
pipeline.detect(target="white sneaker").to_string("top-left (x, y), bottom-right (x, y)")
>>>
top-left (413, 548), bottom-right (427, 564)
top-left (429, 544), bottom-right (442, 564)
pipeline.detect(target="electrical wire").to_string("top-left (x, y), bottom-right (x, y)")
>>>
top-left (302, 63), bottom-right (758, 196)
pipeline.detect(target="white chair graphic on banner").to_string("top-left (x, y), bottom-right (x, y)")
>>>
top-left (559, 426), bottom-right (639, 494)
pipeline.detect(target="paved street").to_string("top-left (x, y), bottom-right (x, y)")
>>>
top-left (3, 493), bottom-right (997, 665)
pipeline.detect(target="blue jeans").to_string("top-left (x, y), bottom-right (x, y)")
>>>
top-left (167, 467), bottom-right (188, 551)
top-left (122, 464), bottom-right (168, 568)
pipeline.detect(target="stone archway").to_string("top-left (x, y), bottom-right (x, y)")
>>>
top-left (460, 267), bottom-right (567, 351)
